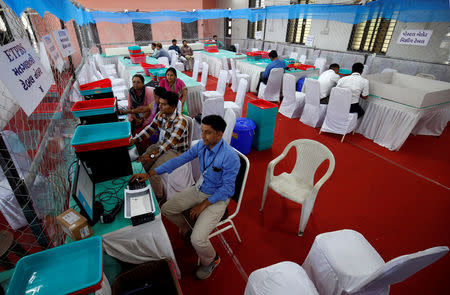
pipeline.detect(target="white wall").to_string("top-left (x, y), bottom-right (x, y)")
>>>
top-left (386, 22), bottom-right (450, 63)
top-left (309, 19), bottom-right (353, 52)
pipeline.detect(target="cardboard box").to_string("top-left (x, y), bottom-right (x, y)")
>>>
top-left (57, 208), bottom-right (93, 241)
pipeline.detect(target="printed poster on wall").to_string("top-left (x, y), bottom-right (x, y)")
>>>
top-left (0, 39), bottom-right (52, 116)
top-left (53, 29), bottom-right (75, 57)
top-left (305, 35), bottom-right (315, 47)
top-left (396, 30), bottom-right (433, 46)
top-left (42, 34), bottom-right (64, 72)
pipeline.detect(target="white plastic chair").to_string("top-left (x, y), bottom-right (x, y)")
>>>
top-left (223, 108), bottom-right (237, 144)
top-left (257, 68), bottom-right (284, 102)
top-left (244, 261), bottom-right (319, 295)
top-left (202, 69), bottom-right (227, 100)
top-left (225, 78), bottom-right (248, 119)
top-left (200, 62), bottom-right (209, 88)
top-left (158, 57), bottom-right (170, 68)
top-left (302, 229), bottom-right (449, 295)
top-left (168, 50), bottom-right (184, 72)
top-left (319, 87), bottom-right (358, 142)
top-left (279, 74), bottom-right (305, 119)
top-left (192, 60), bottom-right (200, 81)
top-left (201, 96), bottom-right (224, 119)
top-left (230, 58), bottom-right (250, 93)
top-left (260, 139), bottom-right (335, 236)
top-left (300, 79), bottom-right (327, 128)
top-left (314, 57), bottom-right (327, 75)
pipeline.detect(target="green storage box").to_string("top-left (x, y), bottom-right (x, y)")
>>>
top-left (246, 99), bottom-right (278, 151)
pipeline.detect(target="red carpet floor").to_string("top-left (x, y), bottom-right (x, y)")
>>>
top-left (171, 72), bottom-right (450, 294)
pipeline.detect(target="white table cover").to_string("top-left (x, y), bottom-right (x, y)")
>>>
top-left (101, 215), bottom-right (181, 278)
top-left (357, 97), bottom-right (450, 151)
top-left (200, 51), bottom-right (246, 78)
top-left (235, 60), bottom-right (319, 92)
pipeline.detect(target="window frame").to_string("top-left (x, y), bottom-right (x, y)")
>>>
top-left (285, 0), bottom-right (314, 45)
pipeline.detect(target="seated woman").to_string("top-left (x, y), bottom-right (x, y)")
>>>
top-left (158, 67), bottom-right (188, 113)
top-left (121, 74), bottom-right (154, 133)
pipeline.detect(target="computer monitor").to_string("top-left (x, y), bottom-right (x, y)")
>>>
top-left (72, 160), bottom-right (96, 225)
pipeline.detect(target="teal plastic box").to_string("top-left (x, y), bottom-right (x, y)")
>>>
top-left (246, 99), bottom-right (278, 151)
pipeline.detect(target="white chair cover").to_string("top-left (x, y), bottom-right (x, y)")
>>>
top-left (300, 79), bottom-right (327, 128)
top-left (202, 70), bottom-right (227, 99)
top-left (254, 40), bottom-right (263, 50)
top-left (289, 51), bottom-right (299, 60)
top-left (158, 57), bottom-right (170, 68)
top-left (192, 60), bottom-right (200, 81)
top-left (168, 50), bottom-right (184, 72)
top-left (263, 42), bottom-right (271, 51)
top-left (260, 139), bottom-right (335, 235)
top-left (234, 43), bottom-right (240, 53)
top-left (222, 108), bottom-right (236, 144)
top-left (381, 68), bottom-right (398, 74)
top-left (299, 55), bottom-right (307, 64)
top-left (320, 87), bottom-right (358, 140)
top-left (161, 116), bottom-right (195, 199)
top-left (231, 58), bottom-right (250, 93)
top-left (279, 74), bottom-right (305, 118)
top-left (225, 78), bottom-right (248, 118)
top-left (244, 261), bottom-right (319, 295)
top-left (202, 96), bottom-right (224, 119)
top-left (303, 229), bottom-right (449, 295)
top-left (314, 57), bottom-right (327, 75)
top-left (200, 62), bottom-right (209, 88)
top-left (193, 51), bottom-right (203, 72)
top-left (258, 68), bottom-right (284, 102)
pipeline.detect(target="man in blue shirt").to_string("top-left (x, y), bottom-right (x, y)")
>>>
top-left (168, 39), bottom-right (181, 55)
top-left (153, 43), bottom-right (172, 64)
top-left (256, 50), bottom-right (285, 92)
top-left (130, 115), bottom-right (240, 280)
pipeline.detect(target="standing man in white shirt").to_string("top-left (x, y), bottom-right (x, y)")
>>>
top-left (318, 63), bottom-right (341, 104)
top-left (336, 62), bottom-right (369, 118)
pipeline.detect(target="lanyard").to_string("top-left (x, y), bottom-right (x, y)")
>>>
top-left (201, 141), bottom-right (223, 173)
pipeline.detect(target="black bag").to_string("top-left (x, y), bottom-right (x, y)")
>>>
top-left (145, 80), bottom-right (159, 88)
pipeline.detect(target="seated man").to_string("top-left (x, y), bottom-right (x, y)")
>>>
top-left (318, 63), bottom-right (340, 104)
top-left (129, 91), bottom-right (188, 198)
top-left (168, 39), bottom-right (182, 55)
top-left (130, 115), bottom-right (240, 280)
top-left (150, 42), bottom-right (158, 58)
top-left (180, 40), bottom-right (194, 70)
top-left (153, 42), bottom-right (172, 64)
top-left (213, 35), bottom-right (224, 49)
top-left (336, 62), bottom-right (369, 118)
top-left (256, 50), bottom-right (285, 92)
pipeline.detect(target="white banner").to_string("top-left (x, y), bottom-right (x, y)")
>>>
top-left (0, 39), bottom-right (52, 116)
top-left (396, 30), bottom-right (433, 46)
top-left (41, 34), bottom-right (64, 72)
top-left (53, 29), bottom-right (75, 57)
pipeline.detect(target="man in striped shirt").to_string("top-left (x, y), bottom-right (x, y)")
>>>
top-left (130, 91), bottom-right (188, 198)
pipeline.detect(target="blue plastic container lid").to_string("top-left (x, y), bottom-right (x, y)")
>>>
top-left (7, 236), bottom-right (103, 295)
top-left (234, 118), bottom-right (256, 132)
top-left (71, 121), bottom-right (131, 146)
top-left (128, 45), bottom-right (141, 51)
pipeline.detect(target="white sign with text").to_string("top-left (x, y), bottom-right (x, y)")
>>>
top-left (396, 30), bottom-right (433, 46)
top-left (53, 29), bottom-right (75, 57)
top-left (0, 39), bottom-right (52, 116)
top-left (42, 34), bottom-right (64, 71)
top-left (305, 35), bottom-right (315, 47)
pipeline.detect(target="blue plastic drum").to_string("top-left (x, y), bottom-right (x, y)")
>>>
top-left (230, 118), bottom-right (256, 155)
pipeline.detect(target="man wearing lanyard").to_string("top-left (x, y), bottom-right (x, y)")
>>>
top-left (130, 115), bottom-right (240, 280)
top-left (129, 91), bottom-right (188, 199)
